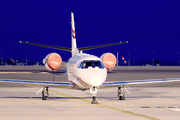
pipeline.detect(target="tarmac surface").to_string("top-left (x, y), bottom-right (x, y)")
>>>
top-left (0, 66), bottom-right (180, 120)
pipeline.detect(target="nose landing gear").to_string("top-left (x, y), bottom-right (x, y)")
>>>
top-left (90, 87), bottom-right (98, 104)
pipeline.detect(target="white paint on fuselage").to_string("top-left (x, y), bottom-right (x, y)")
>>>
top-left (67, 53), bottom-right (107, 89)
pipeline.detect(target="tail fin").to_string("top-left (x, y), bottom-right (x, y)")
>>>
top-left (20, 13), bottom-right (128, 55)
top-left (71, 12), bottom-right (78, 56)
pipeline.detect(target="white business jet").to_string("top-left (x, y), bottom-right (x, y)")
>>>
top-left (1, 12), bottom-right (180, 104)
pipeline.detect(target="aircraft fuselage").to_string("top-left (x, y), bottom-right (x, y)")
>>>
top-left (67, 53), bottom-right (107, 89)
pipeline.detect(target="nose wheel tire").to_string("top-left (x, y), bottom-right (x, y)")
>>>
top-left (91, 96), bottom-right (98, 104)
top-left (42, 91), bottom-right (47, 100)
top-left (119, 95), bottom-right (125, 100)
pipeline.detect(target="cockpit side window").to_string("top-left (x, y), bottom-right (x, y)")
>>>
top-left (83, 61), bottom-right (92, 68)
top-left (77, 62), bottom-right (83, 68)
top-left (94, 61), bottom-right (105, 68)
top-left (78, 61), bottom-right (92, 68)
top-left (78, 60), bottom-right (105, 69)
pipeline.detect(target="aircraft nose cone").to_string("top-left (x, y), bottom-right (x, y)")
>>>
top-left (90, 77), bottom-right (103, 86)
top-left (76, 68), bottom-right (107, 87)
top-left (85, 69), bottom-right (107, 87)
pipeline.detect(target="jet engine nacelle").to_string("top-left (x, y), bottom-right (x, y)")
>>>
top-left (43, 53), bottom-right (62, 72)
top-left (100, 53), bottom-right (117, 71)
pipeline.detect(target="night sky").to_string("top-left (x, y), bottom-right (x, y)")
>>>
top-left (0, 1), bottom-right (180, 64)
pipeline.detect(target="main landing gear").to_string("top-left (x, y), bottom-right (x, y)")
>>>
top-left (90, 87), bottom-right (98, 104)
top-left (118, 86), bottom-right (125, 100)
top-left (42, 87), bottom-right (49, 100)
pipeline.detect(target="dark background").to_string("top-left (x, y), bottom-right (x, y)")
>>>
top-left (0, 0), bottom-right (180, 65)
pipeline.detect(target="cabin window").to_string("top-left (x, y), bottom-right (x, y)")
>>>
top-left (78, 60), bottom-right (105, 69)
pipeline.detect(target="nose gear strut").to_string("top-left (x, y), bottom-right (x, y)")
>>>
top-left (90, 86), bottom-right (98, 104)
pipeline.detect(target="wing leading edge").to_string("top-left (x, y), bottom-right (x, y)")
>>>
top-left (101, 78), bottom-right (180, 88)
top-left (0, 79), bottom-right (73, 88)
top-left (1, 78), bottom-right (180, 89)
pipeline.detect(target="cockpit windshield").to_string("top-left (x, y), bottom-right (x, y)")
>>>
top-left (78, 60), bottom-right (105, 69)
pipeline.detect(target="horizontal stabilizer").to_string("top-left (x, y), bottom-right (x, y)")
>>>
top-left (78, 41), bottom-right (128, 51)
top-left (19, 41), bottom-right (71, 52)
top-left (19, 41), bottom-right (128, 52)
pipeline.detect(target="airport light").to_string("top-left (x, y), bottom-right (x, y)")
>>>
top-left (1, 50), bottom-right (2, 65)
top-left (153, 51), bottom-right (154, 66)
top-left (129, 51), bottom-right (130, 66)
top-left (178, 51), bottom-right (180, 66)
top-left (117, 52), bottom-right (118, 66)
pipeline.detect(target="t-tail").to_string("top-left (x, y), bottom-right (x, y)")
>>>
top-left (71, 12), bottom-right (79, 56)
top-left (19, 12), bottom-right (128, 54)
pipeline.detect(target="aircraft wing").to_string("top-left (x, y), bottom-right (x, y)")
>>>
top-left (101, 78), bottom-right (180, 88)
top-left (0, 79), bottom-right (73, 88)
top-left (1, 78), bottom-right (180, 89)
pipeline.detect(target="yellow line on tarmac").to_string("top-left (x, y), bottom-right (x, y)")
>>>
top-left (95, 104), bottom-right (158, 120)
top-left (28, 85), bottom-right (158, 120)
top-left (40, 72), bottom-right (51, 74)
